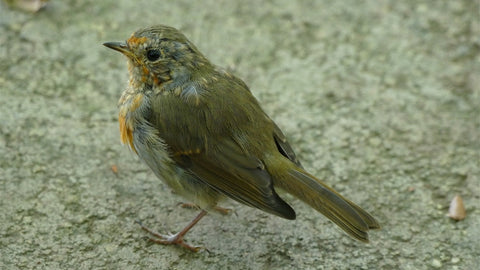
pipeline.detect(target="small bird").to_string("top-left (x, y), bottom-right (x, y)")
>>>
top-left (103, 25), bottom-right (379, 251)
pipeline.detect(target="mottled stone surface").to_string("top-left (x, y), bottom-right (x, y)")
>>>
top-left (1, 0), bottom-right (478, 269)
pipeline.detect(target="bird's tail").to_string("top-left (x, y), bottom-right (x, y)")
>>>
top-left (271, 160), bottom-right (380, 242)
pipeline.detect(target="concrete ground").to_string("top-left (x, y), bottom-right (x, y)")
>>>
top-left (1, 0), bottom-right (479, 269)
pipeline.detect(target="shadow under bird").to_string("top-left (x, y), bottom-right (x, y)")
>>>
top-left (103, 25), bottom-right (380, 251)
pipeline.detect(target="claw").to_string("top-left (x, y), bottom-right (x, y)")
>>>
top-left (135, 210), bottom-right (208, 252)
top-left (145, 231), bottom-right (204, 252)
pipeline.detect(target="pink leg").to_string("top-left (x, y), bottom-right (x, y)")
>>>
top-left (136, 210), bottom-right (208, 252)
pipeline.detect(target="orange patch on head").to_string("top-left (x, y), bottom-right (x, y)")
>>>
top-left (142, 66), bottom-right (149, 74)
top-left (127, 35), bottom-right (148, 46)
top-left (141, 66), bottom-right (150, 83)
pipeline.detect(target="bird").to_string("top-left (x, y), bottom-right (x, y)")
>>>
top-left (103, 25), bottom-right (379, 251)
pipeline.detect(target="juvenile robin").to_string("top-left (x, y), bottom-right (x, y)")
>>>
top-left (103, 25), bottom-right (379, 251)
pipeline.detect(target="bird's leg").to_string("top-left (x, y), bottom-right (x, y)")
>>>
top-left (136, 210), bottom-right (208, 252)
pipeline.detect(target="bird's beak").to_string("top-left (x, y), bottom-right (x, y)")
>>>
top-left (103, 41), bottom-right (132, 57)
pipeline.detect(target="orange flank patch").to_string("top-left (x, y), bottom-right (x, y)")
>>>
top-left (127, 35), bottom-right (147, 46)
top-left (118, 94), bottom-right (144, 154)
top-left (130, 94), bottom-right (144, 111)
top-left (119, 113), bottom-right (136, 153)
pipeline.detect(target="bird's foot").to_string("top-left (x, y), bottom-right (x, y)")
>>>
top-left (135, 220), bottom-right (205, 252)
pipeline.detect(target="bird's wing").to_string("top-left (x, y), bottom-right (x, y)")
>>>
top-left (272, 122), bottom-right (303, 168)
top-left (148, 75), bottom-right (296, 220)
top-left (171, 137), bottom-right (296, 220)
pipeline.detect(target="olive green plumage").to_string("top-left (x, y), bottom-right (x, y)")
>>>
top-left (104, 25), bottom-right (379, 250)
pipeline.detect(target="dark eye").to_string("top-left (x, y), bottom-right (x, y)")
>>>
top-left (146, 49), bottom-right (161, 61)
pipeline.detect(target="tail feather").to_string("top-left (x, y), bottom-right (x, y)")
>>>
top-left (344, 198), bottom-right (381, 230)
top-left (274, 167), bottom-right (379, 242)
